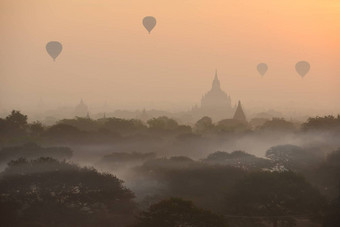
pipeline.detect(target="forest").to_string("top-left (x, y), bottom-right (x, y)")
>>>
top-left (0, 110), bottom-right (339, 227)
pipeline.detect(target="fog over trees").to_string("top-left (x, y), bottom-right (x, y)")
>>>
top-left (1, 0), bottom-right (339, 225)
top-left (0, 110), bottom-right (339, 226)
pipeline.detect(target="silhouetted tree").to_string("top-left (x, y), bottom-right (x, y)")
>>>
top-left (205, 150), bottom-right (272, 170)
top-left (0, 158), bottom-right (136, 226)
top-left (259, 118), bottom-right (296, 132)
top-left (137, 159), bottom-right (245, 212)
top-left (6, 110), bottom-right (28, 130)
top-left (44, 123), bottom-right (83, 142)
top-left (265, 144), bottom-right (321, 172)
top-left (216, 119), bottom-right (250, 133)
top-left (104, 117), bottom-right (146, 134)
top-left (195, 116), bottom-right (214, 133)
top-left (323, 191), bottom-right (340, 227)
top-left (135, 198), bottom-right (227, 227)
top-left (225, 171), bottom-right (325, 227)
top-left (302, 115), bottom-right (340, 132)
top-left (312, 148), bottom-right (340, 198)
top-left (29, 121), bottom-right (44, 136)
top-left (147, 116), bottom-right (179, 131)
top-left (249, 118), bottom-right (268, 129)
top-left (59, 117), bottom-right (98, 132)
top-left (0, 118), bottom-right (7, 138)
top-left (0, 110), bottom-right (28, 138)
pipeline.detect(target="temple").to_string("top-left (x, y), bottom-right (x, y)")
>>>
top-left (192, 71), bottom-right (236, 121)
top-left (233, 100), bottom-right (247, 122)
top-left (74, 99), bottom-right (89, 117)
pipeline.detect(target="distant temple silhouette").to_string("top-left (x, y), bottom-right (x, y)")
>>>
top-left (233, 100), bottom-right (246, 122)
top-left (192, 71), bottom-right (245, 121)
top-left (74, 99), bottom-right (89, 117)
top-left (70, 72), bottom-right (246, 123)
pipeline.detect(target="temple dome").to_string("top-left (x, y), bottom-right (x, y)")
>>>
top-left (200, 71), bottom-right (234, 120)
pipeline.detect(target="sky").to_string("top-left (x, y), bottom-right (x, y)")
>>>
top-left (1, 0), bottom-right (339, 116)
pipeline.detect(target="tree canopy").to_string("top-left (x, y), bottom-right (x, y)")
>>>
top-left (135, 198), bottom-right (227, 227)
top-left (0, 157), bottom-right (136, 226)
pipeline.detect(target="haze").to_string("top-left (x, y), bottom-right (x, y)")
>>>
top-left (1, 0), bottom-right (340, 117)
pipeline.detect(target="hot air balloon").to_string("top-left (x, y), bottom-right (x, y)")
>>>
top-left (46, 41), bottom-right (62, 61)
top-left (295, 61), bottom-right (310, 78)
top-left (143, 16), bottom-right (156, 34)
top-left (257, 63), bottom-right (268, 76)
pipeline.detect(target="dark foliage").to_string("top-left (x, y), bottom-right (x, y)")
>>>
top-left (135, 198), bottom-right (227, 227)
top-left (0, 110), bottom-right (28, 141)
top-left (323, 197), bottom-right (340, 227)
top-left (195, 116), bottom-right (214, 133)
top-left (260, 118), bottom-right (296, 132)
top-left (311, 148), bottom-right (340, 198)
top-left (103, 117), bottom-right (147, 134)
top-left (147, 116), bottom-right (179, 131)
top-left (302, 115), bottom-right (340, 132)
top-left (225, 171), bottom-right (326, 226)
top-left (216, 119), bottom-right (251, 133)
top-left (0, 158), bottom-right (136, 227)
top-left (204, 150), bottom-right (273, 170)
top-left (265, 144), bottom-right (322, 172)
top-left (136, 157), bottom-right (246, 212)
top-left (5, 110), bottom-right (28, 130)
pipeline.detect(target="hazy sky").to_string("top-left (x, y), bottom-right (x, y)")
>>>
top-left (1, 0), bottom-right (339, 115)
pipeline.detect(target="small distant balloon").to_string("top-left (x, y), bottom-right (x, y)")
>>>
top-left (143, 16), bottom-right (156, 34)
top-left (295, 61), bottom-right (310, 78)
top-left (257, 63), bottom-right (268, 76)
top-left (46, 41), bottom-right (62, 61)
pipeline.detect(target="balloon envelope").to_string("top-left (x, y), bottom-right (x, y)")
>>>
top-left (46, 41), bottom-right (62, 61)
top-left (295, 61), bottom-right (310, 78)
top-left (257, 63), bottom-right (268, 76)
top-left (143, 16), bottom-right (156, 34)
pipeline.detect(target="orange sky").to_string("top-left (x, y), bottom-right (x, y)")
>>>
top-left (0, 0), bottom-right (339, 116)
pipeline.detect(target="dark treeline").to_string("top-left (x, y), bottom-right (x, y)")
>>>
top-left (0, 110), bottom-right (340, 226)
top-left (1, 110), bottom-right (340, 145)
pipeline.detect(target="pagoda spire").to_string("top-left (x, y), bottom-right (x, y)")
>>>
top-left (233, 100), bottom-right (247, 122)
top-left (212, 70), bottom-right (220, 90)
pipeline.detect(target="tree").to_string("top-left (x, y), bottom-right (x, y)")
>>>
top-left (205, 151), bottom-right (272, 170)
top-left (195, 116), bottom-right (214, 133)
top-left (44, 123), bottom-right (83, 141)
top-left (147, 116), bottom-right (179, 131)
top-left (302, 115), bottom-right (340, 132)
top-left (5, 110), bottom-right (28, 130)
top-left (265, 144), bottom-right (321, 172)
top-left (135, 198), bottom-right (227, 227)
top-left (136, 159), bottom-right (245, 212)
top-left (0, 158), bottom-right (136, 226)
top-left (103, 117), bottom-right (146, 134)
top-left (225, 171), bottom-right (325, 227)
top-left (216, 119), bottom-right (250, 133)
top-left (259, 118), bottom-right (296, 132)
top-left (0, 118), bottom-right (8, 138)
top-left (29, 121), bottom-right (44, 136)
top-left (312, 148), bottom-right (340, 198)
top-left (323, 196), bottom-right (340, 227)
top-left (1, 110), bottom-right (28, 138)
top-left (58, 117), bottom-right (98, 132)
